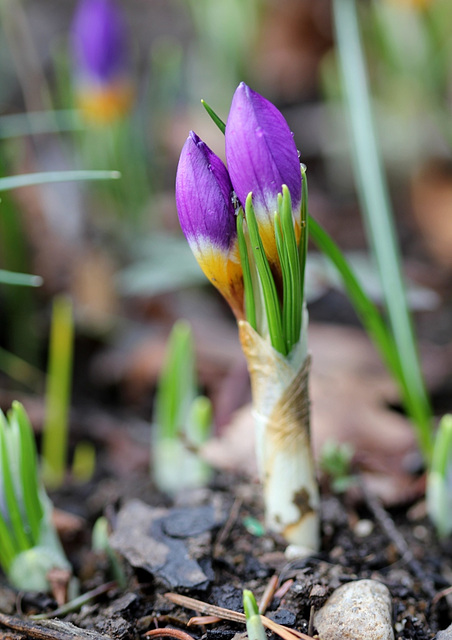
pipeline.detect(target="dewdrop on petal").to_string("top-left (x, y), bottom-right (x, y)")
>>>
top-left (71, 0), bottom-right (134, 124)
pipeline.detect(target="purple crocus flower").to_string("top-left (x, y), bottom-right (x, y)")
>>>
top-left (71, 0), bottom-right (133, 123)
top-left (176, 131), bottom-right (244, 319)
top-left (225, 82), bottom-right (302, 267)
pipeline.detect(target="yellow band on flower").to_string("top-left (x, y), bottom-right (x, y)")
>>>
top-left (76, 81), bottom-right (134, 125)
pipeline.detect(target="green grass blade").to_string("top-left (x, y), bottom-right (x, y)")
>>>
top-left (42, 296), bottom-right (74, 488)
top-left (187, 396), bottom-right (212, 446)
top-left (11, 402), bottom-right (43, 544)
top-left (0, 510), bottom-right (17, 572)
top-left (0, 346), bottom-right (44, 391)
top-left (308, 215), bottom-right (422, 431)
top-left (333, 0), bottom-right (433, 460)
top-left (0, 110), bottom-right (82, 140)
top-left (0, 170), bottom-right (120, 192)
top-left (201, 100), bottom-right (226, 134)
top-left (237, 209), bottom-right (257, 331)
top-left (0, 413), bottom-right (30, 551)
top-left (274, 211), bottom-right (291, 352)
top-left (279, 186), bottom-right (302, 351)
top-left (243, 590), bottom-right (267, 640)
top-left (245, 194), bottom-right (286, 355)
top-left (299, 166), bottom-right (309, 305)
top-left (155, 320), bottom-right (196, 439)
top-left (0, 270), bottom-right (43, 287)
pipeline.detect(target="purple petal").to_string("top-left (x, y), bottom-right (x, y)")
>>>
top-left (225, 82), bottom-right (301, 218)
top-left (71, 0), bottom-right (128, 83)
top-left (176, 131), bottom-right (236, 253)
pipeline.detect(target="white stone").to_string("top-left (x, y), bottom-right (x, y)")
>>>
top-left (314, 579), bottom-right (394, 640)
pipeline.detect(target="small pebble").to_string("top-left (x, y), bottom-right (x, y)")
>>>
top-left (412, 525), bottom-right (428, 541)
top-left (436, 622), bottom-right (452, 640)
top-left (314, 579), bottom-right (394, 640)
top-left (354, 519), bottom-right (374, 537)
top-left (284, 544), bottom-right (316, 560)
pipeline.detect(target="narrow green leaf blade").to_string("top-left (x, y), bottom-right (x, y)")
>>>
top-left (0, 170), bottom-right (120, 192)
top-left (245, 194), bottom-right (286, 355)
top-left (12, 402), bottom-right (43, 544)
top-left (201, 100), bottom-right (226, 134)
top-left (237, 209), bottom-right (257, 331)
top-left (0, 270), bottom-right (43, 287)
top-left (0, 413), bottom-right (31, 551)
top-left (332, 0), bottom-right (433, 459)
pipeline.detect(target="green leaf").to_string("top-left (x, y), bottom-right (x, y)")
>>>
top-left (42, 296), bottom-right (74, 488)
top-left (236, 209), bottom-right (257, 331)
top-left (0, 110), bottom-right (82, 140)
top-left (245, 194), bottom-right (286, 355)
top-left (0, 412), bottom-right (31, 551)
top-left (201, 100), bottom-right (226, 134)
top-left (299, 166), bottom-right (309, 305)
top-left (0, 510), bottom-right (17, 572)
top-left (308, 216), bottom-right (399, 374)
top-left (332, 0), bottom-right (433, 460)
top-left (187, 396), bottom-right (212, 446)
top-left (243, 590), bottom-right (266, 640)
top-left (279, 186), bottom-right (302, 351)
top-left (308, 215), bottom-right (429, 432)
top-left (0, 170), bottom-right (120, 192)
top-left (155, 320), bottom-right (197, 439)
top-left (0, 270), bottom-right (43, 287)
top-left (12, 402), bottom-right (44, 544)
top-left (274, 211), bottom-right (291, 351)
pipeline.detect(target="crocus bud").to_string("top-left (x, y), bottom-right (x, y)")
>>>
top-left (225, 82), bottom-right (302, 267)
top-left (176, 131), bottom-right (244, 319)
top-left (71, 0), bottom-right (133, 124)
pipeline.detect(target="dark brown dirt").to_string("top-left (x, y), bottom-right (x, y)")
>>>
top-left (0, 468), bottom-right (450, 640)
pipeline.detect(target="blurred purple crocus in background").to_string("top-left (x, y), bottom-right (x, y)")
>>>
top-left (225, 82), bottom-right (302, 269)
top-left (71, 0), bottom-right (133, 124)
top-left (176, 131), bottom-right (244, 319)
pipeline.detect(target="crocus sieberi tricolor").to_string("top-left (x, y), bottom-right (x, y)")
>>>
top-left (175, 83), bottom-right (319, 551)
top-left (225, 83), bottom-right (303, 271)
top-left (71, 0), bottom-right (133, 124)
top-left (176, 131), bottom-right (244, 320)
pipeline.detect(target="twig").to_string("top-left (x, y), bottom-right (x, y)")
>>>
top-left (213, 496), bottom-right (242, 557)
top-left (274, 579), bottom-right (293, 600)
top-left (431, 585), bottom-right (452, 608)
top-left (31, 582), bottom-right (117, 620)
top-left (165, 593), bottom-right (245, 624)
top-left (259, 574), bottom-right (279, 614)
top-left (0, 613), bottom-right (111, 640)
top-left (145, 629), bottom-right (195, 640)
top-left (164, 592), bottom-right (315, 640)
top-left (361, 480), bottom-right (435, 598)
top-left (187, 616), bottom-right (222, 626)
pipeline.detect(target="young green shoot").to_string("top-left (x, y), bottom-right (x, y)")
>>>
top-left (92, 516), bottom-right (126, 589)
top-left (0, 402), bottom-right (70, 591)
top-left (426, 415), bottom-right (452, 539)
top-left (152, 320), bottom-right (212, 494)
top-left (42, 295), bottom-right (74, 488)
top-left (243, 590), bottom-right (267, 640)
top-left (319, 439), bottom-right (357, 493)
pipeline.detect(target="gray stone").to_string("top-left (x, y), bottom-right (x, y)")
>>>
top-left (110, 499), bottom-right (224, 590)
top-left (313, 579), bottom-right (394, 640)
top-left (436, 622), bottom-right (452, 640)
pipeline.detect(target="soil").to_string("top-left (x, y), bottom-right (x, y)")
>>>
top-left (0, 464), bottom-right (450, 640)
